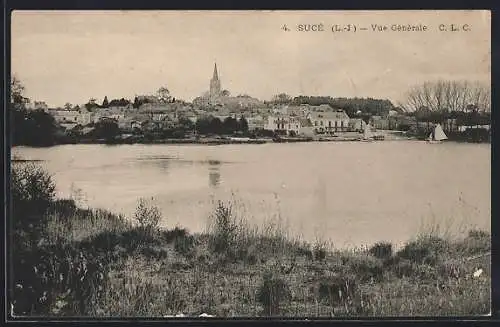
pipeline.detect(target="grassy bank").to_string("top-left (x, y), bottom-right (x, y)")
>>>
top-left (10, 163), bottom-right (491, 317)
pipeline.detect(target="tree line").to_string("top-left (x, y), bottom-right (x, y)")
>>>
top-left (269, 93), bottom-right (396, 117)
top-left (400, 80), bottom-right (490, 113)
top-left (11, 78), bottom-right (61, 146)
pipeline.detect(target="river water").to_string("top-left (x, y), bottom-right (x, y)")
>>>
top-left (12, 141), bottom-right (490, 248)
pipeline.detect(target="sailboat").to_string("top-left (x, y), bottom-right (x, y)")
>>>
top-left (361, 123), bottom-right (374, 142)
top-left (427, 123), bottom-right (448, 143)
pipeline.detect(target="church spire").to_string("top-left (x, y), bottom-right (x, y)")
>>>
top-left (210, 62), bottom-right (221, 99)
top-left (212, 62), bottom-right (219, 81)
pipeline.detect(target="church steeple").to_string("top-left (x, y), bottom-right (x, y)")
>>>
top-left (212, 63), bottom-right (219, 81)
top-left (210, 62), bottom-right (221, 100)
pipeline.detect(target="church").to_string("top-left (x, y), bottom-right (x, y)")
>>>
top-left (193, 63), bottom-right (263, 110)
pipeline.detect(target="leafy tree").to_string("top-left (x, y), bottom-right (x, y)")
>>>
top-left (290, 96), bottom-right (395, 117)
top-left (221, 89), bottom-right (231, 97)
top-left (85, 98), bottom-right (100, 111)
top-left (10, 77), bottom-right (59, 146)
top-left (157, 87), bottom-right (171, 102)
top-left (178, 117), bottom-right (195, 131)
top-left (11, 76), bottom-right (27, 106)
top-left (272, 93), bottom-right (292, 104)
top-left (238, 116), bottom-right (249, 132)
top-left (108, 98), bottom-right (130, 107)
top-left (11, 77), bottom-right (29, 145)
top-left (23, 110), bottom-right (59, 146)
top-left (209, 117), bottom-right (223, 134)
top-left (195, 117), bottom-right (211, 134)
top-left (223, 117), bottom-right (239, 134)
top-left (195, 116), bottom-right (223, 135)
top-left (92, 119), bottom-right (120, 141)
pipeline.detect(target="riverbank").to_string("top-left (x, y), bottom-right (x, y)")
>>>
top-left (12, 132), bottom-right (412, 147)
top-left (14, 129), bottom-right (490, 148)
top-left (11, 163), bottom-right (491, 317)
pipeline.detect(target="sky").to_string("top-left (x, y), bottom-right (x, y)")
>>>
top-left (11, 10), bottom-right (491, 108)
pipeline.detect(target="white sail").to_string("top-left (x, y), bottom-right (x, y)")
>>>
top-left (363, 124), bottom-right (373, 139)
top-left (433, 123), bottom-right (448, 141)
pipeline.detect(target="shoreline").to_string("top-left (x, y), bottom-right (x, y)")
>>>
top-left (11, 130), bottom-right (491, 148)
top-left (11, 137), bottom-right (491, 148)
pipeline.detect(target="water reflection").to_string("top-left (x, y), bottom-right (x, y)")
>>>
top-left (12, 142), bottom-right (489, 247)
top-left (208, 160), bottom-right (221, 187)
top-left (154, 159), bottom-right (170, 173)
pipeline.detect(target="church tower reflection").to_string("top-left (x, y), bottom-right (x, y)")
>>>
top-left (208, 160), bottom-right (221, 187)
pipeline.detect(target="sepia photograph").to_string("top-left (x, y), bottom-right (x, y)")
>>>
top-left (8, 10), bottom-right (491, 318)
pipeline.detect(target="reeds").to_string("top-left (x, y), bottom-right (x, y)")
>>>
top-left (10, 164), bottom-right (491, 317)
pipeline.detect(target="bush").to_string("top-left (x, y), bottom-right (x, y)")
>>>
top-left (48, 199), bottom-right (77, 220)
top-left (341, 254), bottom-right (384, 283)
top-left (12, 243), bottom-right (108, 316)
top-left (256, 271), bottom-right (291, 316)
top-left (208, 201), bottom-right (238, 255)
top-left (312, 241), bottom-right (327, 261)
top-left (391, 258), bottom-right (438, 280)
top-left (295, 245), bottom-right (313, 260)
top-left (11, 163), bottom-right (56, 232)
top-left (468, 229), bottom-right (489, 239)
top-left (455, 229), bottom-right (490, 256)
top-left (134, 198), bottom-right (162, 237)
top-left (160, 227), bottom-right (189, 243)
top-left (317, 274), bottom-right (357, 307)
top-left (174, 234), bottom-right (195, 257)
top-left (368, 242), bottom-right (393, 260)
top-left (396, 236), bottom-right (449, 265)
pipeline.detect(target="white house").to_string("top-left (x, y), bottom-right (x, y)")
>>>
top-left (307, 110), bottom-right (350, 134)
top-left (265, 114), bottom-right (315, 136)
top-left (247, 115), bottom-right (266, 130)
top-left (49, 109), bottom-right (80, 124)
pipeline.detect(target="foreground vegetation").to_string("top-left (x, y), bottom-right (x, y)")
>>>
top-left (10, 163), bottom-right (491, 317)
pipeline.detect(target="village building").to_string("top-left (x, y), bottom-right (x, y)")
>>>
top-left (246, 115), bottom-right (266, 131)
top-left (265, 114), bottom-right (314, 136)
top-left (348, 118), bottom-right (367, 132)
top-left (26, 101), bottom-right (49, 112)
top-left (272, 104), bottom-right (310, 117)
top-left (370, 115), bottom-right (390, 130)
top-left (388, 114), bottom-right (417, 130)
top-left (442, 118), bottom-right (459, 133)
top-left (118, 118), bottom-right (142, 131)
top-left (307, 109), bottom-right (350, 134)
top-left (48, 108), bottom-right (92, 126)
top-left (92, 110), bottom-right (126, 124)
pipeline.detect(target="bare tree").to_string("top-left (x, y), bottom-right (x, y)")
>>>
top-left (400, 80), bottom-right (490, 113)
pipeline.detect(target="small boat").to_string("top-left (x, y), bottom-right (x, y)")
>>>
top-left (426, 123), bottom-right (448, 144)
